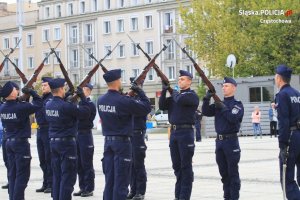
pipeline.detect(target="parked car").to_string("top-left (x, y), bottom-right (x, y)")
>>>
top-left (152, 109), bottom-right (169, 126)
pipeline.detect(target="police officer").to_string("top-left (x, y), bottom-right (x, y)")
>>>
top-left (35, 77), bottom-right (53, 193)
top-left (202, 77), bottom-right (244, 200)
top-left (159, 70), bottom-right (199, 200)
top-left (0, 81), bottom-right (43, 200)
top-left (194, 110), bottom-right (202, 142)
top-left (275, 65), bottom-right (300, 199)
top-left (73, 83), bottom-right (96, 197)
top-left (45, 78), bottom-right (90, 200)
top-left (97, 69), bottom-right (151, 200)
top-left (127, 77), bottom-right (149, 200)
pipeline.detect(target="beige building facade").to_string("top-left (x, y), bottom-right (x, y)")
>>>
top-left (0, 0), bottom-right (204, 109)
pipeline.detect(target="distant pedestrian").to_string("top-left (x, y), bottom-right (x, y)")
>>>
top-left (194, 110), bottom-right (202, 142)
top-left (251, 106), bottom-right (262, 139)
top-left (268, 102), bottom-right (278, 138)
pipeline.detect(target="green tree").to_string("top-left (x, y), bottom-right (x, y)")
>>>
top-left (179, 0), bottom-right (300, 77)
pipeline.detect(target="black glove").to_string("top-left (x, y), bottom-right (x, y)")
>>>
top-left (203, 90), bottom-right (215, 100)
top-left (21, 87), bottom-right (34, 95)
top-left (162, 81), bottom-right (170, 91)
top-left (130, 83), bottom-right (143, 94)
top-left (76, 87), bottom-right (85, 99)
top-left (215, 101), bottom-right (226, 110)
top-left (280, 146), bottom-right (289, 164)
top-left (65, 89), bottom-right (73, 98)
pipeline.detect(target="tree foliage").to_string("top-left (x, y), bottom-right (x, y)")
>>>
top-left (179, 0), bottom-right (300, 78)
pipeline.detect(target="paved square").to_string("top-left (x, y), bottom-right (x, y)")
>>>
top-left (0, 132), bottom-right (284, 199)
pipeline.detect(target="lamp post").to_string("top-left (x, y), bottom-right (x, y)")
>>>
top-left (226, 54), bottom-right (237, 78)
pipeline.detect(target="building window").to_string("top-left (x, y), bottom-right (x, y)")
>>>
top-left (70, 25), bottom-right (78, 44)
top-left (13, 37), bottom-right (20, 48)
top-left (148, 68), bottom-right (154, 81)
top-left (104, 45), bottom-right (112, 58)
top-left (43, 29), bottom-right (50, 42)
top-left (73, 74), bottom-right (79, 83)
top-left (145, 0), bottom-right (152, 3)
top-left (131, 43), bottom-right (139, 56)
top-left (70, 49), bottom-right (78, 68)
top-left (45, 7), bottom-right (50, 18)
top-left (54, 27), bottom-right (61, 41)
top-left (131, 0), bottom-right (138, 6)
top-left (121, 69), bottom-right (126, 82)
top-left (85, 24), bottom-right (93, 42)
top-left (93, 0), bottom-right (98, 11)
top-left (85, 48), bottom-right (93, 66)
top-left (3, 60), bottom-right (9, 76)
top-left (68, 3), bottom-right (73, 16)
top-left (164, 12), bottom-right (174, 33)
top-left (54, 51), bottom-right (61, 64)
top-left (145, 15), bottom-right (152, 29)
top-left (117, 19), bottom-right (124, 33)
top-left (182, 44), bottom-right (193, 59)
top-left (43, 52), bottom-right (50, 65)
top-left (130, 17), bottom-right (138, 31)
top-left (3, 38), bottom-right (9, 49)
top-left (104, 0), bottom-right (110, 10)
top-left (145, 41), bottom-right (153, 55)
top-left (27, 34), bottom-right (33, 47)
top-left (249, 86), bottom-right (274, 102)
top-left (165, 39), bottom-right (174, 60)
top-left (80, 1), bottom-right (85, 14)
top-left (186, 65), bottom-right (193, 75)
top-left (13, 58), bottom-right (19, 67)
top-left (28, 56), bottom-right (34, 69)
top-left (118, 44), bottom-right (125, 58)
top-left (168, 66), bottom-right (175, 80)
top-left (132, 68), bottom-right (140, 77)
top-left (118, 0), bottom-right (125, 8)
top-left (56, 5), bottom-right (61, 17)
top-left (103, 21), bottom-right (111, 34)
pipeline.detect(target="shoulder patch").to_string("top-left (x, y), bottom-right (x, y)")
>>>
top-left (232, 108), bottom-right (239, 114)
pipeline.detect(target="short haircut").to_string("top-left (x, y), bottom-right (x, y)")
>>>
top-left (51, 88), bottom-right (60, 94)
top-left (280, 75), bottom-right (291, 84)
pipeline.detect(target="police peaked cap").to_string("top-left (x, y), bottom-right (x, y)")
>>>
top-left (276, 64), bottom-right (292, 79)
top-left (103, 69), bottom-right (122, 83)
top-left (223, 77), bottom-right (237, 86)
top-left (48, 78), bottom-right (66, 89)
top-left (11, 82), bottom-right (20, 90)
top-left (0, 81), bottom-right (14, 98)
top-left (41, 76), bottom-right (53, 83)
top-left (179, 70), bottom-right (193, 79)
top-left (84, 83), bottom-right (94, 90)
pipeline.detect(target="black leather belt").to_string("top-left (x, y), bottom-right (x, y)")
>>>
top-left (171, 124), bottom-right (194, 130)
top-left (133, 130), bottom-right (145, 134)
top-left (50, 137), bottom-right (76, 142)
top-left (6, 138), bottom-right (28, 142)
top-left (217, 133), bottom-right (238, 140)
top-left (105, 136), bottom-right (130, 142)
top-left (291, 126), bottom-right (300, 131)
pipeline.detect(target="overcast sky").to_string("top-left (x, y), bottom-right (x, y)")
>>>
top-left (2, 0), bottom-right (39, 4)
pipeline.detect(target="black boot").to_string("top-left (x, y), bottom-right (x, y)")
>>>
top-left (73, 190), bottom-right (83, 196)
top-left (127, 193), bottom-right (135, 200)
top-left (36, 186), bottom-right (46, 192)
top-left (133, 194), bottom-right (145, 200)
top-left (81, 191), bottom-right (93, 197)
top-left (44, 188), bottom-right (52, 193)
top-left (1, 183), bottom-right (8, 189)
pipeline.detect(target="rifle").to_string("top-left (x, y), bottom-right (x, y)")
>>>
top-left (0, 39), bottom-right (22, 73)
top-left (46, 40), bottom-right (75, 94)
top-left (0, 50), bottom-right (28, 84)
top-left (70, 41), bottom-right (121, 101)
top-left (173, 37), bottom-right (221, 103)
top-left (19, 41), bottom-right (61, 100)
top-left (127, 34), bottom-right (173, 94)
top-left (128, 41), bottom-right (172, 97)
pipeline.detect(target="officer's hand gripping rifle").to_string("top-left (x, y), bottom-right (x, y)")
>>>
top-left (46, 40), bottom-right (75, 94)
top-left (19, 40), bottom-right (61, 100)
top-left (0, 39), bottom-right (22, 73)
top-left (0, 50), bottom-right (28, 84)
top-left (69, 41), bottom-right (121, 102)
top-left (173, 38), bottom-right (221, 103)
top-left (127, 34), bottom-right (173, 94)
top-left (127, 41), bottom-right (172, 97)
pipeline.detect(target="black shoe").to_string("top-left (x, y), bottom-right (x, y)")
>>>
top-left (44, 188), bottom-right (52, 193)
top-left (127, 193), bottom-right (135, 200)
top-left (81, 191), bottom-right (93, 197)
top-left (73, 190), bottom-right (83, 196)
top-left (36, 186), bottom-right (46, 192)
top-left (1, 183), bottom-right (8, 189)
top-left (133, 194), bottom-right (145, 200)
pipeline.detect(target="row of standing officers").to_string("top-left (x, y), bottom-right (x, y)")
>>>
top-left (0, 64), bottom-right (299, 200)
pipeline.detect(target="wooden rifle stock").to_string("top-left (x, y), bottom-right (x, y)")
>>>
top-left (6, 57), bottom-right (28, 84)
top-left (173, 39), bottom-right (221, 102)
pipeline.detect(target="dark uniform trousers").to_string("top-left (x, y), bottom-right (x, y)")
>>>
top-left (130, 130), bottom-right (147, 195)
top-left (77, 130), bottom-right (95, 192)
top-left (2, 137), bottom-right (9, 184)
top-left (169, 128), bottom-right (195, 200)
top-left (279, 130), bottom-right (300, 200)
top-left (195, 123), bottom-right (201, 141)
top-left (50, 138), bottom-right (77, 200)
top-left (6, 139), bottom-right (31, 200)
top-left (37, 126), bottom-right (52, 188)
top-left (215, 137), bottom-right (241, 200)
top-left (102, 138), bottom-right (132, 200)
